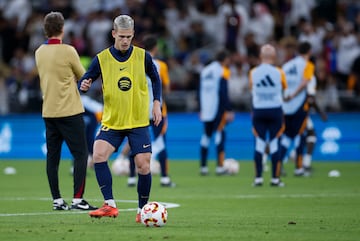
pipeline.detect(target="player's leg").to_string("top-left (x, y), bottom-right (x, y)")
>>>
top-left (151, 118), bottom-right (175, 186)
top-left (116, 140), bottom-right (137, 187)
top-left (210, 111), bottom-right (232, 175)
top-left (128, 127), bottom-right (152, 222)
top-left (262, 144), bottom-right (270, 172)
top-left (279, 115), bottom-right (292, 162)
top-left (128, 154), bottom-right (136, 187)
top-left (279, 113), bottom-right (298, 176)
top-left (303, 117), bottom-right (316, 173)
top-left (268, 107), bottom-right (285, 187)
top-left (293, 111), bottom-right (308, 176)
top-left (214, 130), bottom-right (226, 174)
top-left (89, 127), bottom-right (123, 218)
top-left (293, 134), bottom-right (305, 176)
top-left (214, 114), bottom-right (228, 175)
top-left (44, 118), bottom-right (68, 210)
top-left (252, 109), bottom-right (267, 186)
top-left (60, 114), bottom-right (97, 210)
top-left (200, 122), bottom-right (213, 175)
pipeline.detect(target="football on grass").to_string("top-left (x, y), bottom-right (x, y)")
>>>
top-left (223, 158), bottom-right (240, 174)
top-left (140, 201), bottom-right (168, 227)
top-left (111, 158), bottom-right (130, 176)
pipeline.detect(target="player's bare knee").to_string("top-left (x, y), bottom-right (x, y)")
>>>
top-left (92, 152), bottom-right (108, 163)
top-left (135, 153), bottom-right (151, 174)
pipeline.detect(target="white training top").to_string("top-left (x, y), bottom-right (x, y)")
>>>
top-left (199, 61), bottom-right (223, 121)
top-left (282, 56), bottom-right (314, 114)
top-left (249, 63), bottom-right (287, 109)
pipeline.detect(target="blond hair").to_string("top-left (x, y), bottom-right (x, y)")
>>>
top-left (113, 15), bottom-right (134, 30)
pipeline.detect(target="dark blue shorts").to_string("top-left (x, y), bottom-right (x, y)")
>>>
top-left (284, 107), bottom-right (308, 138)
top-left (95, 126), bottom-right (151, 155)
top-left (252, 107), bottom-right (284, 140)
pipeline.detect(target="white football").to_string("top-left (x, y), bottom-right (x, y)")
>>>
top-left (3, 166), bottom-right (16, 175)
top-left (150, 159), bottom-right (160, 175)
top-left (223, 158), bottom-right (240, 175)
top-left (111, 158), bottom-right (130, 176)
top-left (140, 201), bottom-right (168, 227)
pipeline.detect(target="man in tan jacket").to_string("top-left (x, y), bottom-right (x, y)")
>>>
top-left (35, 11), bottom-right (96, 211)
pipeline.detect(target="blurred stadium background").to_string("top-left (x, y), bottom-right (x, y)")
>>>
top-left (0, 0), bottom-right (359, 161)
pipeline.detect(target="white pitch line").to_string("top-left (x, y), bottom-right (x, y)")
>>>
top-left (235, 192), bottom-right (360, 199)
top-left (0, 197), bottom-right (180, 217)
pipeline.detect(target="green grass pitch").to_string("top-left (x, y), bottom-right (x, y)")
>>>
top-left (0, 160), bottom-right (359, 241)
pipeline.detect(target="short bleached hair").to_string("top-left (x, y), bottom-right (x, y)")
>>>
top-left (113, 15), bottom-right (134, 30)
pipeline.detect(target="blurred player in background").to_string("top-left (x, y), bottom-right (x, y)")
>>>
top-left (35, 11), bottom-right (96, 211)
top-left (199, 50), bottom-right (234, 176)
top-left (287, 75), bottom-right (327, 175)
top-left (119, 34), bottom-right (175, 187)
top-left (249, 44), bottom-right (287, 187)
top-left (79, 15), bottom-right (162, 221)
top-left (280, 41), bottom-right (315, 176)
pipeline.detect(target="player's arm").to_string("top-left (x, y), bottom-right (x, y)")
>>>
top-left (145, 52), bottom-right (162, 126)
top-left (248, 68), bottom-right (254, 90)
top-left (69, 47), bottom-right (86, 81)
top-left (79, 56), bottom-right (101, 92)
top-left (286, 61), bottom-right (314, 101)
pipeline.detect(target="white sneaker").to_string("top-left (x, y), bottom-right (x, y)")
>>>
top-left (127, 177), bottom-right (136, 187)
top-left (215, 166), bottom-right (229, 175)
top-left (200, 166), bottom-right (209, 176)
top-left (160, 176), bottom-right (176, 187)
top-left (253, 177), bottom-right (264, 187)
top-left (294, 168), bottom-right (305, 176)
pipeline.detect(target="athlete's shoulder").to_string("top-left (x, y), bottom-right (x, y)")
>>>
top-left (97, 47), bottom-right (111, 56)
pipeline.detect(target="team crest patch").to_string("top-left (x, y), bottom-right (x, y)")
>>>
top-left (118, 77), bottom-right (132, 91)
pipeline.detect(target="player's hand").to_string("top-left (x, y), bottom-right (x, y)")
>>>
top-left (152, 100), bottom-right (162, 126)
top-left (284, 94), bottom-right (294, 102)
top-left (80, 78), bottom-right (92, 92)
top-left (283, 92), bottom-right (291, 102)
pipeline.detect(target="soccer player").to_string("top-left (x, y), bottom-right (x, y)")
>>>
top-left (280, 41), bottom-right (315, 176)
top-left (199, 50), bottom-right (234, 176)
top-left (285, 74), bottom-right (328, 175)
top-left (121, 34), bottom-right (175, 187)
top-left (249, 44), bottom-right (287, 187)
top-left (35, 11), bottom-right (96, 211)
top-left (79, 15), bottom-right (162, 222)
top-left (300, 75), bottom-right (328, 175)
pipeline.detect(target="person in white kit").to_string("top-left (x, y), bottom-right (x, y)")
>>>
top-left (280, 41), bottom-right (315, 176)
top-left (199, 50), bottom-right (234, 176)
top-left (249, 44), bottom-right (288, 187)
